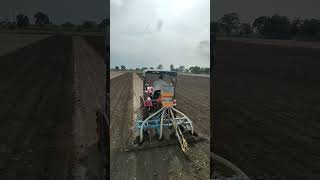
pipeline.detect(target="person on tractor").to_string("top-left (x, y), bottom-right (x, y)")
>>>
top-left (152, 74), bottom-right (169, 99)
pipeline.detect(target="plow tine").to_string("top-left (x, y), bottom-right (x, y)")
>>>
top-left (159, 108), bottom-right (166, 140)
top-left (140, 107), bottom-right (165, 143)
top-left (177, 125), bottom-right (189, 153)
top-left (169, 108), bottom-right (189, 153)
top-left (172, 107), bottom-right (194, 134)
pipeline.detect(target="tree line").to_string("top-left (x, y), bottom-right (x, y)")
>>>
top-left (212, 13), bottom-right (320, 40)
top-left (0, 11), bottom-right (109, 31)
top-left (113, 64), bottom-right (210, 74)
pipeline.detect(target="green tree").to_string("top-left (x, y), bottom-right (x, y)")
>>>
top-left (99, 18), bottom-right (109, 28)
top-left (157, 64), bottom-right (163, 70)
top-left (290, 17), bottom-right (303, 36)
top-left (240, 23), bottom-right (252, 35)
top-left (115, 66), bottom-right (120, 71)
top-left (301, 19), bottom-right (320, 37)
top-left (16, 14), bottom-right (29, 28)
top-left (263, 14), bottom-right (290, 38)
top-left (61, 22), bottom-right (75, 28)
top-left (219, 12), bottom-right (240, 34)
top-left (203, 67), bottom-right (210, 74)
top-left (178, 65), bottom-right (185, 72)
top-left (120, 65), bottom-right (126, 71)
top-left (34, 12), bottom-right (50, 27)
top-left (189, 66), bottom-right (201, 74)
top-left (170, 64), bottom-right (175, 71)
top-left (82, 20), bottom-right (97, 29)
top-left (252, 16), bottom-right (268, 34)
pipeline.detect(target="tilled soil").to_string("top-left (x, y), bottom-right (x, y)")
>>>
top-left (84, 36), bottom-right (107, 59)
top-left (214, 40), bottom-right (320, 179)
top-left (110, 71), bottom-right (125, 79)
top-left (0, 36), bottom-right (74, 179)
top-left (71, 36), bottom-right (106, 180)
top-left (176, 75), bottom-right (210, 139)
top-left (110, 73), bottom-right (210, 180)
top-left (0, 33), bottom-right (51, 56)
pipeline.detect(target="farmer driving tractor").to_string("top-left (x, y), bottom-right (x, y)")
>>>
top-left (152, 74), bottom-right (169, 99)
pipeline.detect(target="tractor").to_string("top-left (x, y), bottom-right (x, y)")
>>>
top-left (133, 69), bottom-right (194, 153)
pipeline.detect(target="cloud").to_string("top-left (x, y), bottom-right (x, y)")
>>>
top-left (199, 40), bottom-right (210, 49)
top-left (111, 0), bottom-right (210, 69)
top-left (111, 0), bottom-right (124, 7)
top-left (156, 19), bottom-right (163, 32)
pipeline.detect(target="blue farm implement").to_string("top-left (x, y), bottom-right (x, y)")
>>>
top-left (131, 69), bottom-right (197, 153)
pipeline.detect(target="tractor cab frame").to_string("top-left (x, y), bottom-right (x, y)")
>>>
top-left (142, 69), bottom-right (178, 116)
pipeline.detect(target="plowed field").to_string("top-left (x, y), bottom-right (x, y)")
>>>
top-left (0, 35), bottom-right (106, 180)
top-left (110, 72), bottom-right (210, 180)
top-left (214, 40), bottom-right (320, 179)
top-left (0, 36), bottom-right (74, 179)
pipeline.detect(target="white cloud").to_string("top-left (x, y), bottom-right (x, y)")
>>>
top-left (111, 0), bottom-right (124, 7)
top-left (111, 0), bottom-right (210, 69)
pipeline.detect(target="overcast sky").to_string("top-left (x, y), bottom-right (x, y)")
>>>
top-left (0, 0), bottom-right (108, 24)
top-left (110, 0), bottom-right (210, 69)
top-left (213, 0), bottom-right (320, 23)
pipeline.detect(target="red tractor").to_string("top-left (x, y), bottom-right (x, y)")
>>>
top-left (134, 69), bottom-right (193, 153)
top-left (141, 70), bottom-right (178, 119)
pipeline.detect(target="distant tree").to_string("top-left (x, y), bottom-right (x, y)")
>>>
top-left (240, 23), bottom-right (252, 35)
top-left (219, 12), bottom-right (240, 34)
top-left (0, 19), bottom-right (12, 29)
top-left (252, 16), bottom-right (268, 33)
top-left (115, 66), bottom-right (120, 71)
top-left (99, 18), bottom-right (109, 28)
top-left (185, 69), bottom-right (190, 73)
top-left (178, 65), bottom-right (185, 72)
top-left (157, 64), bottom-right (163, 70)
top-left (61, 22), bottom-right (75, 28)
top-left (34, 12), bottom-right (50, 27)
top-left (82, 20), bottom-right (97, 29)
top-left (16, 14), bottom-right (29, 28)
top-left (189, 66), bottom-right (201, 74)
top-left (203, 67), bottom-right (210, 74)
top-left (150, 67), bottom-right (154, 69)
top-left (211, 21), bottom-right (223, 33)
top-left (0, 21), bottom-right (4, 28)
top-left (170, 64), bottom-right (175, 71)
top-left (253, 15), bottom-right (290, 38)
top-left (120, 65), bottom-right (126, 71)
top-left (263, 14), bottom-right (290, 38)
top-left (301, 19), bottom-right (320, 37)
top-left (290, 17), bottom-right (303, 36)
top-left (141, 67), bottom-right (148, 70)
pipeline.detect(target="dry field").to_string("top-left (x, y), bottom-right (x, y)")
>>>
top-left (214, 40), bottom-right (320, 179)
top-left (0, 34), bottom-right (106, 179)
top-left (0, 35), bottom-right (74, 179)
top-left (109, 72), bottom-right (210, 180)
top-left (0, 33), bottom-right (51, 55)
top-left (110, 71), bottom-right (126, 79)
